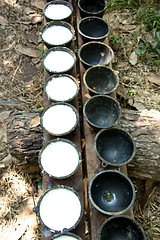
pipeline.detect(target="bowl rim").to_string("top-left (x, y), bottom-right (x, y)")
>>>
top-left (44, 73), bottom-right (79, 102)
top-left (98, 215), bottom-right (147, 240)
top-left (77, 16), bottom-right (110, 41)
top-left (83, 95), bottom-right (121, 130)
top-left (94, 127), bottom-right (136, 167)
top-left (40, 102), bottom-right (79, 136)
top-left (78, 41), bottom-right (114, 67)
top-left (78, 0), bottom-right (107, 16)
top-left (50, 232), bottom-right (83, 240)
top-left (88, 169), bottom-right (136, 215)
top-left (38, 137), bottom-right (82, 179)
top-left (83, 65), bottom-right (119, 95)
top-left (34, 185), bottom-right (83, 233)
top-left (42, 46), bottom-right (76, 73)
top-left (43, 0), bottom-right (73, 21)
top-left (39, 20), bottom-right (75, 47)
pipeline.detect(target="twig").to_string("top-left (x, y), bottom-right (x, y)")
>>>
top-left (11, 57), bottom-right (22, 83)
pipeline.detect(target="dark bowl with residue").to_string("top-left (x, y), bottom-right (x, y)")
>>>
top-left (83, 95), bottom-right (121, 132)
top-left (78, 42), bottom-right (114, 69)
top-left (83, 66), bottom-right (119, 96)
top-left (89, 170), bottom-right (136, 215)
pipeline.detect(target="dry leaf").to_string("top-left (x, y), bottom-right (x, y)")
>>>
top-left (30, 115), bottom-right (40, 128)
top-left (31, 0), bottom-right (45, 10)
top-left (0, 15), bottom-right (8, 25)
top-left (82, 139), bottom-right (86, 149)
top-left (31, 15), bottom-right (43, 24)
top-left (16, 44), bottom-right (39, 58)
top-left (147, 73), bottom-right (160, 86)
top-left (129, 51), bottom-right (138, 65)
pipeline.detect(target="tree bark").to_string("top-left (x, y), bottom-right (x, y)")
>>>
top-left (7, 110), bottom-right (43, 165)
top-left (7, 108), bottom-right (160, 180)
top-left (119, 108), bottom-right (160, 181)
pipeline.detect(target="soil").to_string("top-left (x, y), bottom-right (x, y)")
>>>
top-left (0, 0), bottom-right (160, 239)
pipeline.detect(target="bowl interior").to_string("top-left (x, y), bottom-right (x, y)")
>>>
top-left (40, 21), bottom-right (74, 46)
top-left (41, 103), bottom-right (79, 136)
top-left (43, 47), bottom-right (76, 73)
top-left (44, 1), bottom-right (73, 21)
top-left (79, 17), bottom-right (109, 39)
top-left (79, 0), bottom-right (106, 14)
top-left (79, 42), bottom-right (113, 67)
top-left (90, 171), bottom-right (134, 214)
top-left (84, 66), bottom-right (118, 94)
top-left (84, 96), bottom-right (121, 129)
top-left (95, 128), bottom-right (135, 165)
top-left (38, 186), bottom-right (83, 231)
top-left (45, 74), bottom-right (79, 102)
top-left (100, 216), bottom-right (146, 240)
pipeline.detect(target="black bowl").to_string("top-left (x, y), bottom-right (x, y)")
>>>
top-left (44, 74), bottom-right (79, 102)
top-left (42, 46), bottom-right (76, 74)
top-left (40, 21), bottom-right (75, 48)
top-left (78, 0), bottom-right (107, 18)
top-left (89, 170), bottom-right (136, 215)
top-left (99, 216), bottom-right (146, 240)
top-left (78, 42), bottom-right (114, 69)
top-left (34, 186), bottom-right (83, 232)
top-left (40, 102), bottom-right (79, 136)
top-left (51, 232), bottom-right (83, 240)
top-left (83, 95), bottom-right (121, 131)
top-left (78, 16), bottom-right (109, 42)
top-left (83, 66), bottom-right (119, 95)
top-left (44, 0), bottom-right (73, 22)
top-left (94, 128), bottom-right (136, 167)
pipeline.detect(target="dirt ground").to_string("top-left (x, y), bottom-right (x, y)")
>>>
top-left (0, 0), bottom-right (160, 239)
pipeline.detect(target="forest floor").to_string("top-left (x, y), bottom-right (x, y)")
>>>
top-left (0, 0), bottom-right (160, 239)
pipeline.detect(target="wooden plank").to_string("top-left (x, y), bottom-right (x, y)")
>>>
top-left (75, 5), bottom-right (134, 240)
top-left (41, 1), bottom-right (85, 239)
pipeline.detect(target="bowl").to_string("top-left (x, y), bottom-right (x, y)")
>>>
top-left (40, 21), bottom-right (75, 48)
top-left (44, 74), bottom-right (79, 102)
top-left (41, 102), bottom-right (79, 136)
top-left (78, 41), bottom-right (114, 69)
top-left (38, 138), bottom-right (81, 179)
top-left (99, 215), bottom-right (146, 240)
top-left (42, 46), bottom-right (76, 74)
top-left (94, 128), bottom-right (136, 167)
top-left (89, 170), bottom-right (136, 215)
top-left (83, 66), bottom-right (119, 95)
top-left (78, 0), bottom-right (107, 18)
top-left (44, 0), bottom-right (73, 22)
top-left (83, 95), bottom-right (121, 131)
top-left (34, 186), bottom-right (83, 232)
top-left (50, 232), bottom-right (83, 240)
top-left (78, 16), bottom-right (109, 42)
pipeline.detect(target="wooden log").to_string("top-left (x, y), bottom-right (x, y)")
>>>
top-left (119, 109), bottom-right (160, 181)
top-left (7, 108), bottom-right (160, 180)
top-left (7, 110), bottom-right (43, 166)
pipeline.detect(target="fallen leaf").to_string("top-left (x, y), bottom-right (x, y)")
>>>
top-left (147, 73), bottom-right (160, 86)
top-left (31, 15), bottom-right (43, 24)
top-left (16, 44), bottom-right (39, 58)
top-left (0, 164), bottom-right (5, 168)
top-left (0, 15), bottom-right (8, 25)
top-left (31, 0), bottom-right (45, 10)
top-left (82, 139), bottom-right (85, 149)
top-left (1, 154), bottom-right (12, 166)
top-left (30, 115), bottom-right (40, 128)
top-left (129, 51), bottom-right (138, 65)
top-left (24, 7), bottom-right (35, 15)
